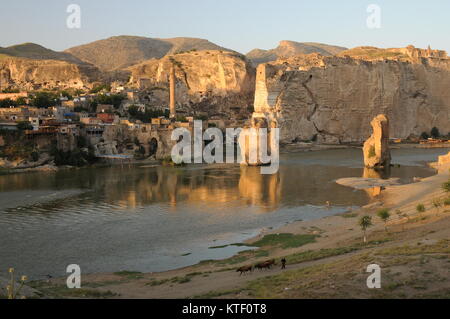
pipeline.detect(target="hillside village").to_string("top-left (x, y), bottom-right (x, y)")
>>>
top-left (1, 37), bottom-right (450, 170)
top-left (0, 81), bottom-right (207, 169)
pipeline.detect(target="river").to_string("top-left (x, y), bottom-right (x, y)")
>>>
top-left (0, 147), bottom-right (448, 278)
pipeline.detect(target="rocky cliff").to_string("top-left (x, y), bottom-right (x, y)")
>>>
top-left (127, 50), bottom-right (255, 119)
top-left (0, 55), bottom-right (100, 91)
top-left (252, 48), bottom-right (450, 144)
top-left (246, 41), bottom-right (347, 65)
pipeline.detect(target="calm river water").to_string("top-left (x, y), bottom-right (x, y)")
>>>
top-left (0, 148), bottom-right (448, 278)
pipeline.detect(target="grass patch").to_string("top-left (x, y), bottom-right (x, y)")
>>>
top-left (26, 282), bottom-right (119, 299)
top-left (217, 255), bottom-right (248, 266)
top-left (147, 272), bottom-right (204, 286)
top-left (341, 212), bottom-right (358, 218)
top-left (376, 239), bottom-right (450, 256)
top-left (146, 278), bottom-right (170, 286)
top-left (113, 271), bottom-right (143, 279)
top-left (285, 246), bottom-right (359, 265)
top-left (254, 250), bottom-right (270, 257)
top-left (83, 280), bottom-right (124, 288)
top-left (251, 233), bottom-right (317, 249)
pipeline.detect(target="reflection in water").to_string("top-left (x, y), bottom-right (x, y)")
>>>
top-left (0, 148), bottom-right (448, 278)
top-left (362, 167), bottom-right (387, 197)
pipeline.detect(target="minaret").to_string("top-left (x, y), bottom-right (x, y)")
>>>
top-left (169, 63), bottom-right (176, 119)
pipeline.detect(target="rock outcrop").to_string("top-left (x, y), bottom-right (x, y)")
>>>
top-left (246, 40), bottom-right (347, 65)
top-left (0, 55), bottom-right (99, 91)
top-left (252, 48), bottom-right (450, 144)
top-left (362, 114), bottom-right (391, 168)
top-left (127, 50), bottom-right (255, 119)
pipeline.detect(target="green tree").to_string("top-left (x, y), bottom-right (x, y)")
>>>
top-left (16, 121), bottom-right (33, 131)
top-left (0, 98), bottom-right (17, 108)
top-left (16, 97), bottom-right (27, 105)
top-left (90, 84), bottom-right (111, 94)
top-left (431, 127), bottom-right (440, 138)
top-left (377, 209), bottom-right (390, 232)
top-left (31, 91), bottom-right (58, 108)
top-left (420, 132), bottom-right (430, 140)
top-left (60, 90), bottom-right (73, 100)
top-left (95, 94), bottom-right (125, 109)
top-left (358, 215), bottom-right (373, 243)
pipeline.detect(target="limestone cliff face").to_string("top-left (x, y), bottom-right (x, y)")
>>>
top-left (253, 52), bottom-right (450, 144)
top-left (0, 56), bottom-right (99, 91)
top-left (127, 50), bottom-right (255, 118)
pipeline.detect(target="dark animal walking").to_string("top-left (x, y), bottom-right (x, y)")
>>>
top-left (236, 265), bottom-right (253, 275)
top-left (255, 259), bottom-right (276, 270)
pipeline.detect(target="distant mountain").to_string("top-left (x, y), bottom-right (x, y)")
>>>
top-left (246, 40), bottom-right (347, 65)
top-left (65, 36), bottom-right (234, 71)
top-left (0, 43), bottom-right (87, 65)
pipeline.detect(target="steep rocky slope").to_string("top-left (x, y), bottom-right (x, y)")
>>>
top-left (127, 50), bottom-right (255, 119)
top-left (66, 36), bottom-right (233, 71)
top-left (0, 54), bottom-right (100, 91)
top-left (252, 46), bottom-right (450, 144)
top-left (246, 40), bottom-right (347, 65)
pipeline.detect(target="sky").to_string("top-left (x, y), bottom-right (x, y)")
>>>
top-left (0, 0), bottom-right (449, 54)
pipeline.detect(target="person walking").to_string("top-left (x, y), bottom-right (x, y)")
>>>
top-left (281, 258), bottom-right (286, 269)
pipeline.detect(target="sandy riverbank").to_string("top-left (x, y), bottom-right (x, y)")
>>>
top-left (20, 152), bottom-right (450, 299)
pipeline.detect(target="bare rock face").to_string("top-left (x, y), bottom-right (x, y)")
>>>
top-left (363, 114), bottom-right (391, 168)
top-left (127, 50), bottom-right (255, 119)
top-left (252, 49), bottom-right (450, 144)
top-left (0, 56), bottom-right (99, 90)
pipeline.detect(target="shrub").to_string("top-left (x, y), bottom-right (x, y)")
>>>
top-left (420, 132), bottom-right (430, 140)
top-left (442, 180), bottom-right (450, 193)
top-left (416, 204), bottom-right (426, 214)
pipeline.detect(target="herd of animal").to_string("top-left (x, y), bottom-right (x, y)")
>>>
top-left (236, 259), bottom-right (277, 275)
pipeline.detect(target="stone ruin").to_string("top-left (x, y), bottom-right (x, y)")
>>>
top-left (239, 115), bottom-right (278, 166)
top-left (363, 114), bottom-right (391, 168)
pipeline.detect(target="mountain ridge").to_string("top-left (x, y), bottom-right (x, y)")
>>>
top-left (64, 35), bottom-right (235, 71)
top-left (246, 40), bottom-right (347, 65)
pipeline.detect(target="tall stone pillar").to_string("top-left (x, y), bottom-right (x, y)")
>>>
top-left (169, 63), bottom-right (176, 119)
top-left (363, 114), bottom-right (391, 168)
